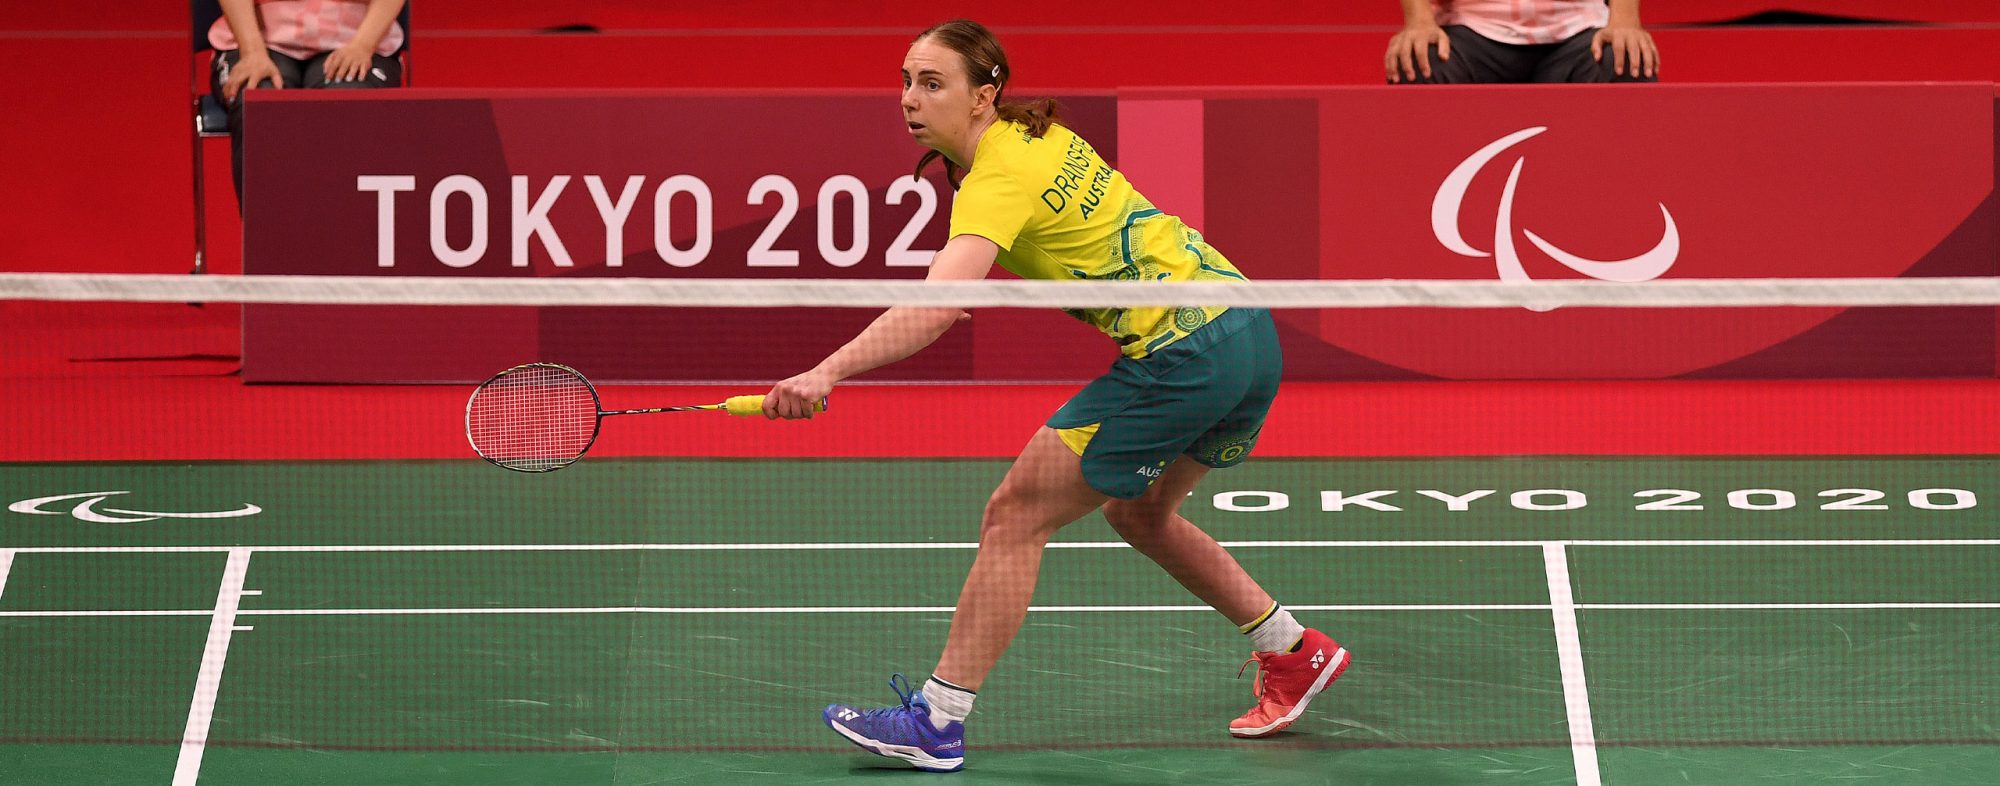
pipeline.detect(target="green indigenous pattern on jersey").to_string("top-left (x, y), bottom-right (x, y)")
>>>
top-left (949, 120), bottom-right (1248, 358)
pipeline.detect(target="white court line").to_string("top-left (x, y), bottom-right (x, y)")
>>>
top-left (10, 538), bottom-right (2000, 554)
top-left (1543, 544), bottom-right (1602, 786)
top-left (0, 549), bottom-right (13, 601)
top-left (230, 603), bottom-right (1554, 616)
top-left (0, 609), bottom-right (212, 617)
top-left (1580, 603), bottom-right (2000, 610)
top-left (8, 602), bottom-right (1997, 619)
top-left (0, 604), bottom-right (1554, 618)
top-left (172, 548), bottom-right (251, 786)
top-left (0, 604), bottom-right (1546, 618)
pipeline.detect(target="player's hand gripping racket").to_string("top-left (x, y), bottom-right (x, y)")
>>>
top-left (465, 362), bottom-right (825, 473)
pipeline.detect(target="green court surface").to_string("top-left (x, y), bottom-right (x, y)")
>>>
top-left (3, 457), bottom-right (1997, 784)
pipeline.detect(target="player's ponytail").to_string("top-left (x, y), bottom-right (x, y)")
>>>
top-left (914, 149), bottom-right (962, 191)
top-left (912, 19), bottom-right (1063, 190)
top-left (995, 97), bottom-right (1061, 138)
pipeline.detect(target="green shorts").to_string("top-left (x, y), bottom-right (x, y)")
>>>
top-left (1047, 308), bottom-right (1282, 499)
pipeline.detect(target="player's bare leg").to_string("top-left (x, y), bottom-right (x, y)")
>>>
top-left (824, 427), bottom-right (1103, 771)
top-left (933, 426), bottom-right (1107, 690)
top-left (1103, 455), bottom-right (1350, 738)
top-left (1102, 457), bottom-right (1272, 625)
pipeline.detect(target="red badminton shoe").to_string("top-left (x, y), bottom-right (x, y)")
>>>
top-left (1229, 628), bottom-right (1350, 738)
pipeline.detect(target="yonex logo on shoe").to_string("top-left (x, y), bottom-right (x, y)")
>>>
top-left (1310, 650), bottom-right (1325, 670)
top-left (836, 709), bottom-right (859, 721)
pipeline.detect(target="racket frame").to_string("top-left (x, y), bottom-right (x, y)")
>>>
top-left (466, 362), bottom-right (822, 473)
top-left (465, 362), bottom-right (606, 474)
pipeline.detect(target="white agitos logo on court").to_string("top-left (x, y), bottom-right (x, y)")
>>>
top-left (8, 491), bottom-right (262, 523)
top-left (1433, 127), bottom-right (1679, 310)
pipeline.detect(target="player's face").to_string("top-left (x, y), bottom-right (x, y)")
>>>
top-left (900, 38), bottom-right (980, 149)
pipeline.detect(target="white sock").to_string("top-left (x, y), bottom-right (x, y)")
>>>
top-left (1241, 602), bottom-right (1306, 654)
top-left (921, 676), bottom-right (975, 730)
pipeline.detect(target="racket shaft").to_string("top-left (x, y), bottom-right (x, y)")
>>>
top-left (603, 405), bottom-right (720, 416)
top-left (601, 396), bottom-right (826, 417)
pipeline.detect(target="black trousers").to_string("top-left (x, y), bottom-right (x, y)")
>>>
top-left (210, 48), bottom-right (404, 202)
top-left (1400, 25), bottom-right (1656, 84)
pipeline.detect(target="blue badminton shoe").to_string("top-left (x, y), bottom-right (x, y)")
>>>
top-left (823, 674), bottom-right (966, 772)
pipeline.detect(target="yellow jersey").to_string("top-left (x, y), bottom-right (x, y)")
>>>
top-left (948, 119), bottom-right (1247, 358)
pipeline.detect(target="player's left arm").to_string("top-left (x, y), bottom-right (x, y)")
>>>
top-left (818, 234), bottom-right (995, 379)
top-left (763, 235), bottom-right (999, 418)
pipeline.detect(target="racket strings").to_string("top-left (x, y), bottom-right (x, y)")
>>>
top-left (467, 365), bottom-right (599, 471)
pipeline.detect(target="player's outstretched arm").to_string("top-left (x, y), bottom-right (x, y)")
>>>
top-left (763, 234), bottom-right (1000, 418)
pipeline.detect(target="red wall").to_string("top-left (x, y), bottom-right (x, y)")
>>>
top-left (3, 2), bottom-right (1998, 275)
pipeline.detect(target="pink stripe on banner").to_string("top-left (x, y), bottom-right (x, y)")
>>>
top-left (1116, 99), bottom-right (1205, 231)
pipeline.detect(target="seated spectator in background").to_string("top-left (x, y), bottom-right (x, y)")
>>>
top-left (210, 0), bottom-right (407, 200)
top-left (1386, 0), bottom-right (1658, 84)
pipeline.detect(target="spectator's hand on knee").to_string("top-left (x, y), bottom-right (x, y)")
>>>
top-left (323, 43), bottom-right (373, 84)
top-left (1385, 23), bottom-right (1450, 83)
top-left (222, 51), bottom-right (284, 102)
top-left (1591, 23), bottom-right (1659, 78)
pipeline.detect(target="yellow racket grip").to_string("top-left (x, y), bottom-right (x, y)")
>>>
top-left (723, 395), bottom-right (828, 417)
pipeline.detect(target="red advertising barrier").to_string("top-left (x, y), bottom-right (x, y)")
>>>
top-left (242, 84), bottom-right (1996, 382)
top-left (13, 27), bottom-right (2000, 279)
top-left (1152, 83), bottom-right (1999, 379)
top-left (242, 90), bottom-right (1123, 383)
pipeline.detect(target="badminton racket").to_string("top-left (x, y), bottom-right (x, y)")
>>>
top-left (466, 362), bottom-right (824, 472)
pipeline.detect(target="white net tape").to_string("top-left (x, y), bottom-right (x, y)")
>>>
top-left (3, 273), bottom-right (1998, 309)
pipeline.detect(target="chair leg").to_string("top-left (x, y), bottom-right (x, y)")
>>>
top-left (192, 112), bottom-right (207, 275)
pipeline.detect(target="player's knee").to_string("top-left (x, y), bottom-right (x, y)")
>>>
top-left (978, 487), bottom-right (1046, 544)
top-left (1102, 501), bottom-right (1173, 544)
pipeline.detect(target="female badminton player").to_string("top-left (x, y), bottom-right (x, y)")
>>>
top-left (764, 19), bottom-right (1349, 772)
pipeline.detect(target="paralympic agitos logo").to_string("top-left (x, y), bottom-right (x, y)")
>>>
top-left (7, 492), bottom-right (262, 523)
top-left (1433, 127), bottom-right (1680, 310)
